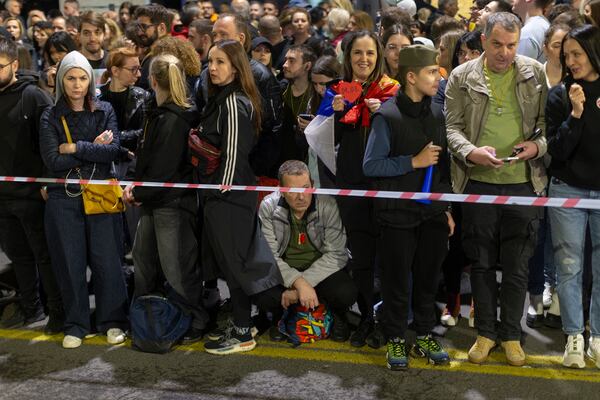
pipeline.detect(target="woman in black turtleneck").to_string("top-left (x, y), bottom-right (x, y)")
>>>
top-left (545, 24), bottom-right (600, 369)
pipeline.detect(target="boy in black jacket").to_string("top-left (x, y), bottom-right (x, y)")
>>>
top-left (363, 45), bottom-right (454, 371)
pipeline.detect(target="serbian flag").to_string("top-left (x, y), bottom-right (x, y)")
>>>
top-left (304, 76), bottom-right (399, 176)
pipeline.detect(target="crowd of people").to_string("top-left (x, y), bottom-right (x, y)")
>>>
top-left (0, 0), bottom-right (599, 372)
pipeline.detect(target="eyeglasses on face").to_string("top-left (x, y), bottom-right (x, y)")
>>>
top-left (135, 22), bottom-right (156, 32)
top-left (0, 59), bottom-right (16, 70)
top-left (121, 66), bottom-right (141, 74)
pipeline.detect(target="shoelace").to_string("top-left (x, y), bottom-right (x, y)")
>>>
top-left (388, 340), bottom-right (407, 358)
top-left (568, 337), bottom-right (580, 353)
top-left (418, 336), bottom-right (443, 353)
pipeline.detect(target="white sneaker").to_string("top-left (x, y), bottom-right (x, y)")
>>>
top-left (563, 334), bottom-right (586, 369)
top-left (542, 284), bottom-right (553, 309)
top-left (62, 335), bottom-right (82, 349)
top-left (107, 328), bottom-right (126, 345)
top-left (440, 311), bottom-right (457, 327)
top-left (587, 337), bottom-right (600, 369)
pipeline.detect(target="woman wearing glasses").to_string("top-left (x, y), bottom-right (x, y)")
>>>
top-left (98, 47), bottom-right (151, 267)
top-left (98, 47), bottom-right (150, 172)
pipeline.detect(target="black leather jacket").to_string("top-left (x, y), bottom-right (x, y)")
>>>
top-left (98, 84), bottom-right (152, 155)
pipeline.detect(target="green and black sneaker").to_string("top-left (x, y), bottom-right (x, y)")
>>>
top-left (386, 337), bottom-right (409, 370)
top-left (412, 335), bottom-right (450, 365)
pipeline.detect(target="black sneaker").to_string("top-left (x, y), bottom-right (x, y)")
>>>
top-left (526, 313), bottom-right (545, 329)
top-left (204, 326), bottom-right (256, 355)
top-left (207, 320), bottom-right (259, 342)
top-left (350, 319), bottom-right (374, 347)
top-left (44, 312), bottom-right (65, 335)
top-left (181, 327), bottom-right (204, 344)
top-left (366, 322), bottom-right (387, 349)
top-left (545, 313), bottom-right (562, 329)
top-left (24, 307), bottom-right (46, 325)
top-left (330, 313), bottom-right (351, 342)
top-left (0, 303), bottom-right (25, 329)
top-left (268, 325), bottom-right (286, 342)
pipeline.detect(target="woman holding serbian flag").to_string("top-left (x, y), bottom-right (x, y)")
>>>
top-left (331, 30), bottom-right (399, 348)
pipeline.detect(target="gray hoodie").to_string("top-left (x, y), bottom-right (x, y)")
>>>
top-left (55, 50), bottom-right (96, 103)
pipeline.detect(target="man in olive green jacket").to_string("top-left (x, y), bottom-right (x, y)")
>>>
top-left (444, 12), bottom-right (547, 368)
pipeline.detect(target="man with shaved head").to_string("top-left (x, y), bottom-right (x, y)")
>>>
top-left (259, 15), bottom-right (290, 70)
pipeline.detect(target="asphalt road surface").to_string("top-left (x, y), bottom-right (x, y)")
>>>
top-left (1, 252), bottom-right (600, 399)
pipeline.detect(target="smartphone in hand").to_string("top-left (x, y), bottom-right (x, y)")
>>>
top-left (298, 114), bottom-right (314, 121)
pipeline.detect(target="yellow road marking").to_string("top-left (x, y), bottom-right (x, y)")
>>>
top-left (2, 329), bottom-right (600, 383)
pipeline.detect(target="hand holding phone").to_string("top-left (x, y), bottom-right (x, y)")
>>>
top-left (298, 114), bottom-right (314, 121)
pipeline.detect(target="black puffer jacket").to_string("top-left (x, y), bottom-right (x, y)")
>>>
top-left (133, 102), bottom-right (200, 208)
top-left (0, 76), bottom-right (53, 200)
top-left (39, 98), bottom-right (120, 184)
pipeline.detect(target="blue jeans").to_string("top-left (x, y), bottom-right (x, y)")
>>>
top-left (548, 178), bottom-right (600, 337)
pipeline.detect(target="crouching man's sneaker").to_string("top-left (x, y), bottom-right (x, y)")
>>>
top-left (468, 335), bottom-right (496, 364)
top-left (587, 336), bottom-right (600, 369)
top-left (412, 335), bottom-right (450, 365)
top-left (205, 325), bottom-right (256, 355)
top-left (563, 334), bottom-right (586, 369)
top-left (501, 340), bottom-right (526, 366)
top-left (386, 337), bottom-right (409, 371)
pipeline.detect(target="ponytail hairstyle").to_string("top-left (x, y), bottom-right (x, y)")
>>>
top-left (150, 53), bottom-right (191, 108)
top-left (208, 40), bottom-right (262, 134)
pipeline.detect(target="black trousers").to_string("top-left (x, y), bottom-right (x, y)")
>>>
top-left (336, 195), bottom-right (378, 322)
top-left (133, 202), bottom-right (209, 330)
top-left (380, 213), bottom-right (449, 338)
top-left (441, 204), bottom-right (467, 298)
top-left (0, 199), bottom-right (62, 315)
top-left (253, 269), bottom-right (359, 321)
top-left (202, 191), bottom-right (283, 328)
top-left (462, 181), bottom-right (541, 341)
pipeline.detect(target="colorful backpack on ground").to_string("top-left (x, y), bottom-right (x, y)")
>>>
top-left (278, 303), bottom-right (333, 346)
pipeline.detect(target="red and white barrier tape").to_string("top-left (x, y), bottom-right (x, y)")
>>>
top-left (1, 176), bottom-right (599, 210)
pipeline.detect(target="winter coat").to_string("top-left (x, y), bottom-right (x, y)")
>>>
top-left (134, 102), bottom-right (200, 208)
top-left (39, 98), bottom-right (120, 185)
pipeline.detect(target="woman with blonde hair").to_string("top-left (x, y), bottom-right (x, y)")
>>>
top-left (123, 53), bottom-right (209, 343)
top-left (104, 18), bottom-right (124, 50)
top-left (332, 0), bottom-right (354, 13)
top-left (348, 10), bottom-right (374, 32)
top-left (4, 16), bottom-right (37, 64)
